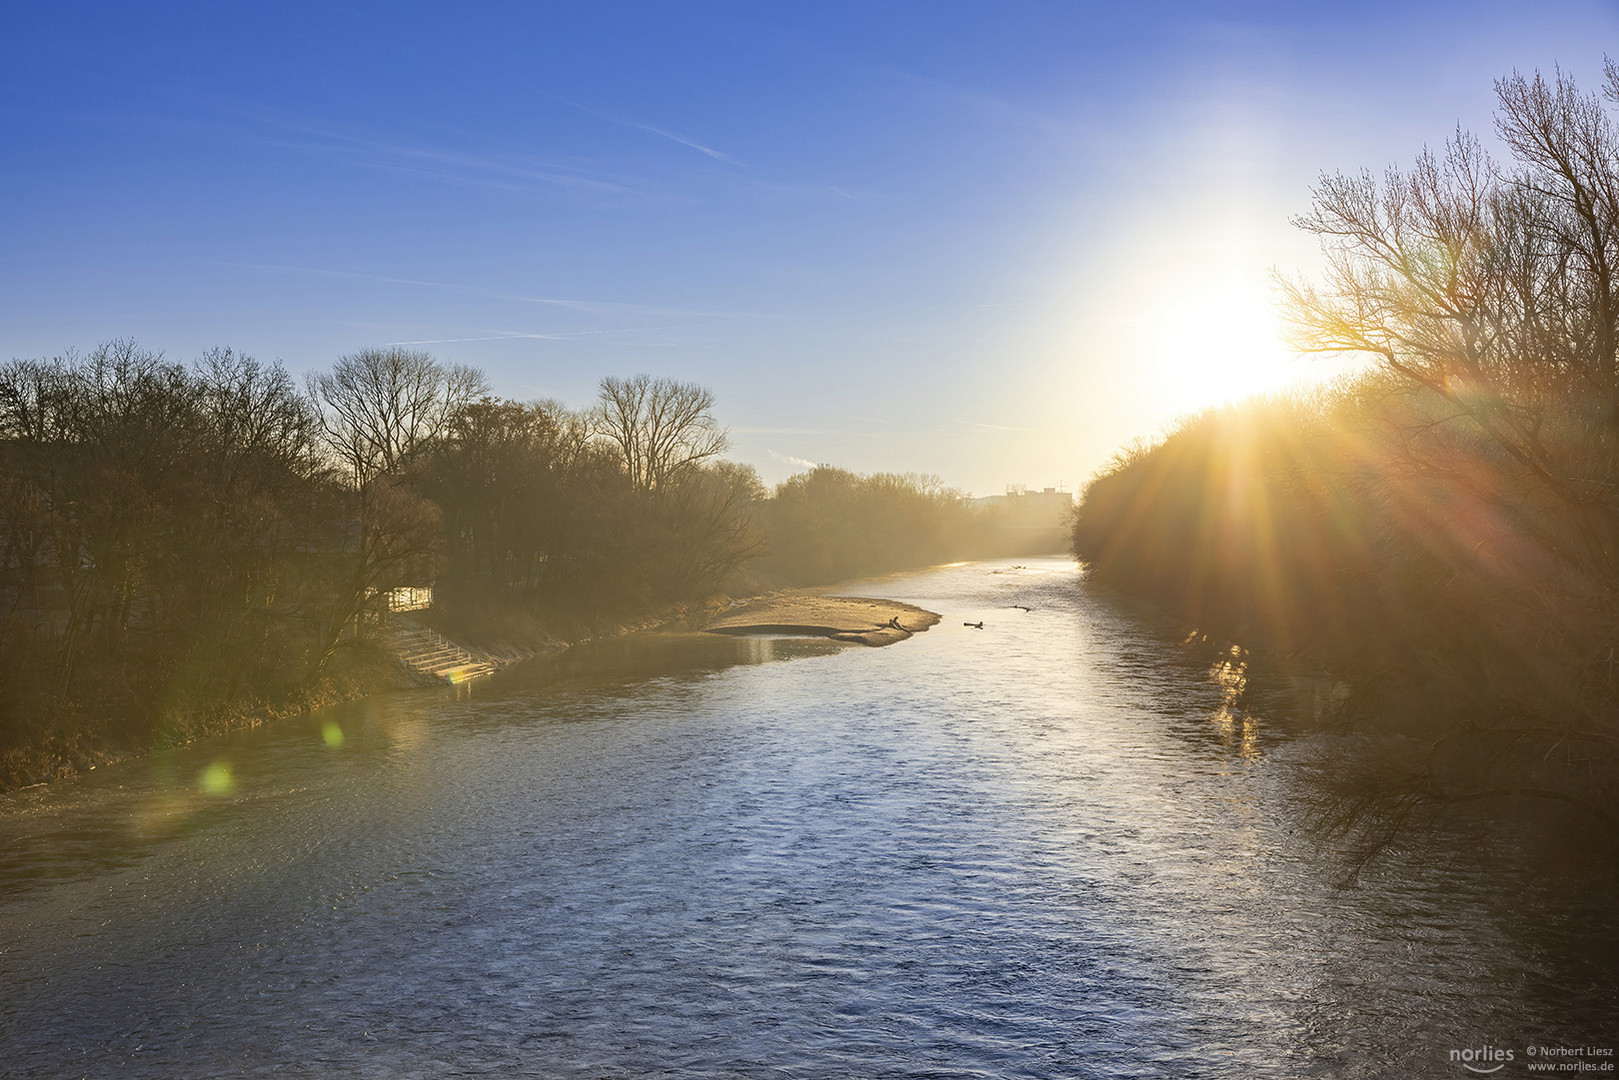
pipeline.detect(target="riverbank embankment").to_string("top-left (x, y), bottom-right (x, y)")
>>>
top-left (0, 642), bottom-right (436, 793)
top-left (0, 589), bottom-right (940, 793)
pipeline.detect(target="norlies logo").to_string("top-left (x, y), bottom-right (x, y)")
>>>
top-left (1453, 1046), bottom-right (1516, 1074)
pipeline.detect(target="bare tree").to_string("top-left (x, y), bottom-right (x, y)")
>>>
top-left (1280, 67), bottom-right (1619, 573)
top-left (1271, 66), bottom-right (1619, 852)
top-left (594, 374), bottom-right (728, 491)
top-left (1284, 66), bottom-right (1619, 421)
top-left (308, 347), bottom-right (488, 486)
top-left (195, 347), bottom-right (322, 500)
top-left (1494, 64), bottom-right (1619, 420)
top-left (659, 460), bottom-right (766, 592)
top-left (303, 348), bottom-right (486, 663)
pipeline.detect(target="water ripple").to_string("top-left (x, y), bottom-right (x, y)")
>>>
top-left (0, 558), bottom-right (1614, 1078)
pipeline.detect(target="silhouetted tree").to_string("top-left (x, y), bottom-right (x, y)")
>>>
top-left (0, 342), bottom-right (334, 762)
top-left (1281, 65), bottom-right (1619, 574)
top-left (308, 347), bottom-right (488, 486)
top-left (414, 398), bottom-right (584, 596)
top-left (594, 374), bottom-right (727, 492)
top-left (304, 348), bottom-right (488, 667)
top-left (759, 466), bottom-right (989, 585)
top-left (647, 459), bottom-right (766, 597)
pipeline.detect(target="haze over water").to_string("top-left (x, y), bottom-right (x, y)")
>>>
top-left (2, 559), bottom-right (1611, 1078)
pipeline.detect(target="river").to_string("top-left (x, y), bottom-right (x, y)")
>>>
top-left (1, 558), bottom-right (1614, 1078)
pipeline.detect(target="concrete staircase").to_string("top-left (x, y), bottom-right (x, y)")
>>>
top-left (386, 615), bottom-right (501, 684)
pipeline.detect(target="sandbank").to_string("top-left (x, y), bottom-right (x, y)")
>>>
top-left (704, 594), bottom-right (940, 646)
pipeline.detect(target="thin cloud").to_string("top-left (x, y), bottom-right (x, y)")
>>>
top-left (629, 120), bottom-right (741, 164)
top-left (551, 95), bottom-right (744, 165)
top-left (731, 424), bottom-right (885, 438)
top-left (873, 66), bottom-right (1091, 138)
top-left (224, 262), bottom-right (765, 320)
top-left (382, 327), bottom-right (661, 346)
top-left (235, 107), bottom-right (639, 195)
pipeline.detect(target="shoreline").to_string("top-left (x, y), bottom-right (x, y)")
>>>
top-left (703, 594), bottom-right (941, 646)
top-left (0, 644), bottom-right (437, 795)
top-left (0, 588), bottom-right (939, 796)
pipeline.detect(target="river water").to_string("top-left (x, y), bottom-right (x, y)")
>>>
top-left (1, 558), bottom-right (1614, 1079)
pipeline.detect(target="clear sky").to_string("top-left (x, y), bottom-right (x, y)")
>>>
top-left (4, 2), bottom-right (1617, 495)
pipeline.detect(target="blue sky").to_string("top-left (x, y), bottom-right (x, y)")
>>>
top-left (5, 2), bottom-right (1618, 494)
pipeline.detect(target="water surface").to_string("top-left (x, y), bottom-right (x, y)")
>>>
top-left (1, 558), bottom-right (1613, 1078)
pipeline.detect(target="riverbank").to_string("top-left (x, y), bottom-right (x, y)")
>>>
top-left (1071, 386), bottom-right (1619, 858)
top-left (0, 641), bottom-right (437, 793)
top-left (0, 587), bottom-right (941, 794)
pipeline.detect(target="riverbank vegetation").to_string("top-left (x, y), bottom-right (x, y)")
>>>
top-left (752, 466), bottom-right (1002, 586)
top-left (1074, 67), bottom-right (1619, 862)
top-left (0, 349), bottom-right (1032, 787)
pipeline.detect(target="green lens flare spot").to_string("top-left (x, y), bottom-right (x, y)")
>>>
top-left (322, 722), bottom-right (346, 749)
top-left (199, 759), bottom-right (235, 796)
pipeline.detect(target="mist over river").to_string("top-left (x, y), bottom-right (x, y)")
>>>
top-left (1, 558), bottom-right (1613, 1079)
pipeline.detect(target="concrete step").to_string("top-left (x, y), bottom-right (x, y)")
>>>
top-left (386, 614), bottom-right (503, 684)
top-left (401, 647), bottom-right (464, 665)
top-left (420, 660), bottom-right (496, 681)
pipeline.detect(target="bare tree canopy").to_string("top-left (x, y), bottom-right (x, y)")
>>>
top-left (195, 347), bottom-right (322, 478)
top-left (1284, 66), bottom-right (1619, 419)
top-left (594, 374), bottom-right (728, 491)
top-left (1281, 64), bottom-right (1619, 573)
top-left (308, 348), bottom-right (489, 485)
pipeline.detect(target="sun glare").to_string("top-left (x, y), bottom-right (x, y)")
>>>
top-left (1150, 288), bottom-right (1297, 413)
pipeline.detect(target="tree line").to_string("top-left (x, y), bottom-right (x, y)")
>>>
top-left (1072, 66), bottom-right (1619, 860)
top-left (0, 348), bottom-right (1009, 784)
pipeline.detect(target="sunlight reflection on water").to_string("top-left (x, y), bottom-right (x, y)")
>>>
top-left (0, 558), bottom-right (1613, 1078)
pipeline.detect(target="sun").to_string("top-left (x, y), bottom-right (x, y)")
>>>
top-left (1149, 286), bottom-right (1298, 413)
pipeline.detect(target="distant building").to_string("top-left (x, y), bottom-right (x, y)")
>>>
top-left (965, 486), bottom-right (1074, 554)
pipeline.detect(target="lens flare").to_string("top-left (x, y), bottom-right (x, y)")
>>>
top-left (198, 759), bottom-right (235, 796)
